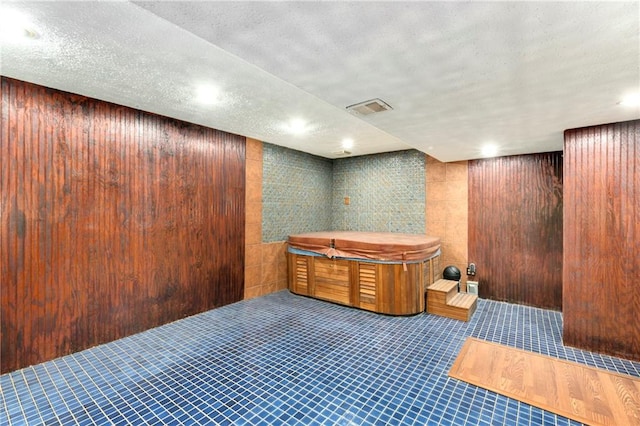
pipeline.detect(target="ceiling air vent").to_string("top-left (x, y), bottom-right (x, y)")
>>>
top-left (331, 149), bottom-right (352, 157)
top-left (346, 98), bottom-right (393, 116)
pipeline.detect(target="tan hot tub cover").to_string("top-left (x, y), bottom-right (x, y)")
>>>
top-left (287, 231), bottom-right (441, 262)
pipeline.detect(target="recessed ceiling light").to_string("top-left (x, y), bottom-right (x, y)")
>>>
top-left (195, 84), bottom-right (221, 105)
top-left (481, 144), bottom-right (498, 158)
top-left (283, 118), bottom-right (309, 135)
top-left (619, 92), bottom-right (640, 107)
top-left (342, 138), bottom-right (354, 150)
top-left (0, 8), bottom-right (39, 42)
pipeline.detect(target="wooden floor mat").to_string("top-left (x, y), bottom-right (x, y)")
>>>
top-left (449, 338), bottom-right (640, 425)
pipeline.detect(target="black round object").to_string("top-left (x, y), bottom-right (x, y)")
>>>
top-left (443, 265), bottom-right (461, 281)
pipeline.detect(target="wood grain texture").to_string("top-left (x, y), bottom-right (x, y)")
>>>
top-left (289, 254), bottom-right (310, 295)
top-left (356, 262), bottom-right (377, 311)
top-left (468, 152), bottom-right (563, 310)
top-left (450, 337), bottom-right (640, 425)
top-left (563, 120), bottom-right (640, 361)
top-left (287, 252), bottom-right (435, 315)
top-left (427, 279), bottom-right (458, 305)
top-left (426, 279), bottom-right (477, 321)
top-left (0, 77), bottom-right (245, 373)
top-left (429, 293), bottom-right (477, 322)
top-left (313, 257), bottom-right (351, 305)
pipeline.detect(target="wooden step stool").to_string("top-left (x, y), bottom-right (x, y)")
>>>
top-left (426, 279), bottom-right (478, 321)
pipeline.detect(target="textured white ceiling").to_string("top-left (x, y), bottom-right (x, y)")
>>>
top-left (1, 1), bottom-right (639, 161)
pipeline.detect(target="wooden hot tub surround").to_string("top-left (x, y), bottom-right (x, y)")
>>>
top-left (287, 232), bottom-right (442, 316)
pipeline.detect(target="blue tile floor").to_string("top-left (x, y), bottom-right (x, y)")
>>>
top-left (2, 291), bottom-right (639, 425)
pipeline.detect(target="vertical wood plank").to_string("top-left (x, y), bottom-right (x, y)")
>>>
top-left (563, 120), bottom-right (640, 361)
top-left (0, 77), bottom-right (246, 373)
top-left (468, 152), bottom-right (563, 310)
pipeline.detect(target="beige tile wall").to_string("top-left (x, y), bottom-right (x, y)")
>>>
top-left (425, 155), bottom-right (469, 290)
top-left (244, 138), bottom-right (288, 299)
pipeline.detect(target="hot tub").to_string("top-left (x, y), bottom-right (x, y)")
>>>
top-left (287, 231), bottom-right (442, 315)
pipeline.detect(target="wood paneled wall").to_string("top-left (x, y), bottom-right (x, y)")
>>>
top-left (563, 120), bottom-right (640, 361)
top-left (0, 77), bottom-right (245, 373)
top-left (468, 152), bottom-right (563, 309)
